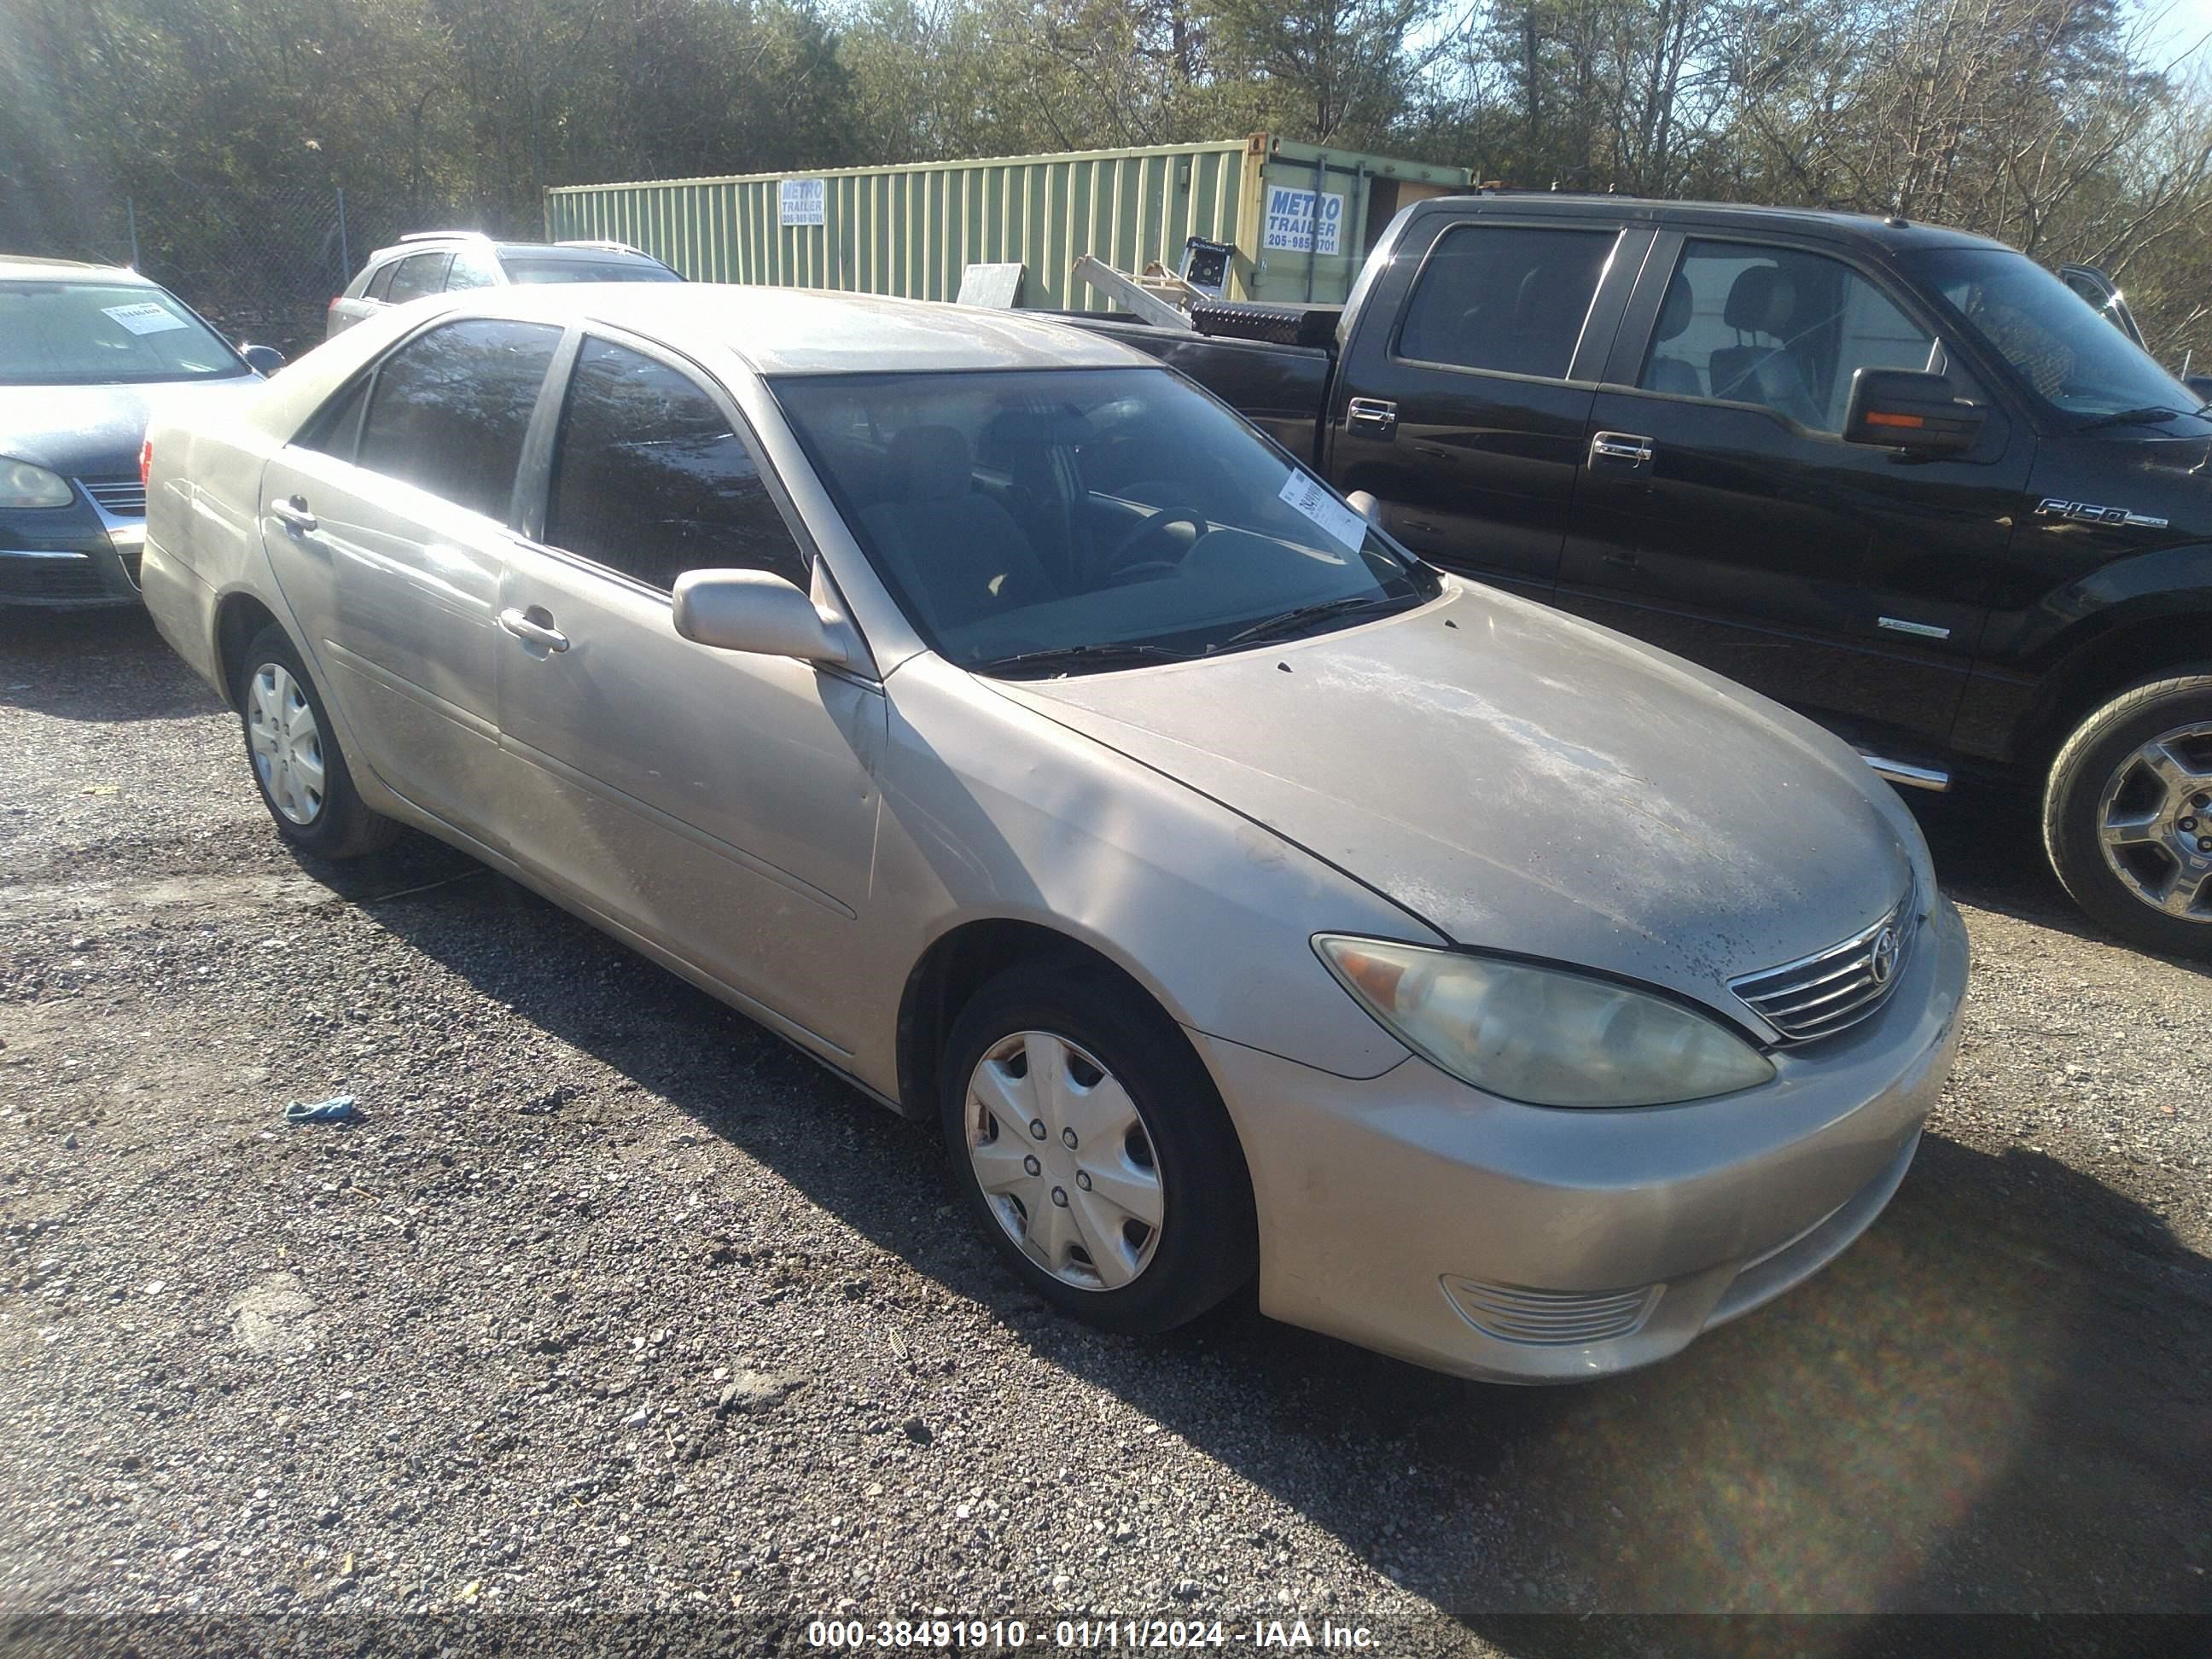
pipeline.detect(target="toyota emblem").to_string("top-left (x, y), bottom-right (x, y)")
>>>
top-left (1867, 924), bottom-right (1901, 987)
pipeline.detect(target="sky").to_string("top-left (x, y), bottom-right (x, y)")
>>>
top-left (2139, 0), bottom-right (2212, 70)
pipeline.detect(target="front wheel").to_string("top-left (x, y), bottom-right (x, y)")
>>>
top-left (2044, 670), bottom-right (2212, 958)
top-left (234, 623), bottom-right (399, 859)
top-left (940, 962), bottom-right (1257, 1335)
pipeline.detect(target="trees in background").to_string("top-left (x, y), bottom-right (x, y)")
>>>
top-left (3, 0), bottom-right (2210, 362)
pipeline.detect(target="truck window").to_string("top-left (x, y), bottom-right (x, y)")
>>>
top-left (1640, 241), bottom-right (1938, 433)
top-left (1395, 225), bottom-right (1617, 380)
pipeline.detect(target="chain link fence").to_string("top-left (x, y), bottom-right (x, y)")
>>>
top-left (9, 182), bottom-right (480, 358)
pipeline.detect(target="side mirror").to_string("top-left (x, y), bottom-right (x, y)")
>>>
top-left (672, 568), bottom-right (849, 666)
top-left (2183, 374), bottom-right (2212, 405)
top-left (1843, 368), bottom-right (1985, 458)
top-left (241, 343), bottom-right (286, 375)
top-left (1345, 489), bottom-right (1382, 527)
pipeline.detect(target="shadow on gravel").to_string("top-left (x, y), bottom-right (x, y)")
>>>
top-left (330, 852), bottom-right (2212, 1636)
top-left (0, 606), bottom-right (218, 722)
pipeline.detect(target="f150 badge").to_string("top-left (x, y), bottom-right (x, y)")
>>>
top-left (2035, 497), bottom-right (2168, 528)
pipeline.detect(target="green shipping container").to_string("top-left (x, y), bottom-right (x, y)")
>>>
top-left (543, 135), bottom-right (1469, 310)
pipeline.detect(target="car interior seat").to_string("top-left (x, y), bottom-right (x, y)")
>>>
top-left (1709, 265), bottom-right (1826, 428)
top-left (1644, 278), bottom-right (1704, 396)
top-left (859, 425), bottom-right (1054, 631)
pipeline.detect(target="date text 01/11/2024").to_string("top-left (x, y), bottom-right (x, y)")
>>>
top-left (804, 1619), bottom-right (1377, 1649)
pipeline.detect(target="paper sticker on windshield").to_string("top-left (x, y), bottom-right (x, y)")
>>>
top-left (102, 302), bottom-right (190, 336)
top-left (1278, 470), bottom-right (1365, 553)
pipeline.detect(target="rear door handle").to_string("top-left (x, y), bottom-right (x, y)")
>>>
top-left (498, 607), bottom-right (570, 653)
top-left (1590, 431), bottom-right (1654, 466)
top-left (1345, 398), bottom-right (1399, 440)
top-left (270, 497), bottom-right (317, 534)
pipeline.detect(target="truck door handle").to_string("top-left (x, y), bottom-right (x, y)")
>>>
top-left (1346, 398), bottom-right (1399, 440)
top-left (498, 607), bottom-right (570, 653)
top-left (270, 497), bottom-right (317, 534)
top-left (1590, 431), bottom-right (1655, 466)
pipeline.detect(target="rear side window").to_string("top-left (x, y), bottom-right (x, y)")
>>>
top-left (545, 338), bottom-right (806, 591)
top-left (364, 261), bottom-right (399, 302)
top-left (386, 252), bottom-right (452, 304)
top-left (356, 319), bottom-right (562, 520)
top-left (1396, 224), bottom-right (1618, 380)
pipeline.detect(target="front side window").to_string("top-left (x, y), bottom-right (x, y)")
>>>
top-left (1639, 241), bottom-right (1939, 434)
top-left (1906, 246), bottom-right (2201, 422)
top-left (1395, 224), bottom-right (1618, 379)
top-left (0, 281), bottom-right (247, 386)
top-left (355, 318), bottom-right (562, 519)
top-left (445, 247), bottom-right (500, 291)
top-left (386, 252), bottom-right (452, 304)
top-left (546, 339), bottom-right (806, 591)
top-left (774, 367), bottom-right (1438, 675)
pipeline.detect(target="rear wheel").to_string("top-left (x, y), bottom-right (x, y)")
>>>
top-left (234, 623), bottom-right (398, 859)
top-left (940, 961), bottom-right (1256, 1335)
top-left (2044, 670), bottom-right (2212, 958)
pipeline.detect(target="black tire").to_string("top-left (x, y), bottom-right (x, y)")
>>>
top-left (2043, 668), bottom-right (2212, 958)
top-left (233, 623), bottom-right (399, 859)
top-left (940, 960), bottom-right (1258, 1335)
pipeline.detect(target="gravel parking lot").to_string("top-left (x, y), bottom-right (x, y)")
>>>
top-left (2, 608), bottom-right (2208, 1650)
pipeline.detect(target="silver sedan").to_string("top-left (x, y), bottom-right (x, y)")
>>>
top-left (137, 285), bottom-right (1968, 1382)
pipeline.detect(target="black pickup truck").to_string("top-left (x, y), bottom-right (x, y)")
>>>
top-left (1070, 194), bottom-right (2212, 958)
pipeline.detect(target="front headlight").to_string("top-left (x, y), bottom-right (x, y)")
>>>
top-left (1, 460), bottom-right (74, 509)
top-left (1315, 935), bottom-right (1775, 1108)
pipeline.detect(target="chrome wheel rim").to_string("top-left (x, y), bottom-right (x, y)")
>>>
top-left (963, 1030), bottom-right (1163, 1292)
top-left (2096, 722), bottom-right (2212, 923)
top-left (246, 661), bottom-right (326, 826)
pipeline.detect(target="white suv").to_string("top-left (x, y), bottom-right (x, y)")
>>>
top-left (325, 232), bottom-right (679, 338)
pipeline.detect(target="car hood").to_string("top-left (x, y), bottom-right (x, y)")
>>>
top-left (0, 380), bottom-right (253, 478)
top-left (988, 581), bottom-right (1920, 1016)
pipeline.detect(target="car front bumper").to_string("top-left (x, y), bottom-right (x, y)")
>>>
top-left (1197, 895), bottom-right (1970, 1383)
top-left (0, 498), bottom-right (145, 608)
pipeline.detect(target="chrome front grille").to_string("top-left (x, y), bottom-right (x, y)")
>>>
top-left (1444, 1278), bottom-right (1661, 1346)
top-left (79, 476), bottom-right (147, 516)
top-left (1732, 884), bottom-right (1918, 1043)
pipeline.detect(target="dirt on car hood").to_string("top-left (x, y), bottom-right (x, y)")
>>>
top-left (991, 579), bottom-right (1923, 1012)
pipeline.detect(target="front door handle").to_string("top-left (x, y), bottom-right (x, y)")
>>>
top-left (498, 607), bottom-right (570, 653)
top-left (270, 497), bottom-right (317, 534)
top-left (1346, 397), bottom-right (1399, 440)
top-left (1590, 431), bottom-right (1655, 467)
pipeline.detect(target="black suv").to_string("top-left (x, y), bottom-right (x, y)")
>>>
top-left (326, 233), bottom-right (679, 338)
top-left (1079, 195), bottom-right (2212, 957)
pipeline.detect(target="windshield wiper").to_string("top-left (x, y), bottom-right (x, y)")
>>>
top-left (1214, 593), bottom-right (1406, 651)
top-left (2074, 405), bottom-right (2196, 433)
top-left (975, 641), bottom-right (1198, 678)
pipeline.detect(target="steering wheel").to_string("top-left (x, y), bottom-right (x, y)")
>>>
top-left (1101, 502), bottom-right (1208, 582)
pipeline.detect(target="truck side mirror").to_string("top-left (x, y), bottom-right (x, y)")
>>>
top-left (1843, 369), bottom-right (1986, 458)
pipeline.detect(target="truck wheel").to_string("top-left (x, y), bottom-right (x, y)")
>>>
top-left (2044, 671), bottom-right (2212, 958)
top-left (940, 960), bottom-right (1257, 1335)
top-left (235, 623), bottom-right (399, 859)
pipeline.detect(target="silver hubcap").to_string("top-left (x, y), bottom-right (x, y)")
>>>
top-left (2097, 722), bottom-right (2212, 922)
top-left (246, 662), bottom-right (326, 826)
top-left (964, 1031), bottom-right (1163, 1291)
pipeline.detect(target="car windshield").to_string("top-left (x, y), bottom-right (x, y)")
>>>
top-left (0, 281), bottom-right (247, 386)
top-left (502, 257), bottom-right (681, 285)
top-left (1903, 247), bottom-right (2203, 425)
top-left (773, 367), bottom-right (1438, 675)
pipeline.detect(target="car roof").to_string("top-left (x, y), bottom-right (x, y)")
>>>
top-left (1422, 193), bottom-right (2010, 252)
top-left (0, 256), bottom-right (153, 282)
top-left (441, 283), bottom-right (1148, 375)
top-left (364, 237), bottom-right (667, 265)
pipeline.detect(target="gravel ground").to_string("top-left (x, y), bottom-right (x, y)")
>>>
top-left (1, 609), bottom-right (2208, 1652)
